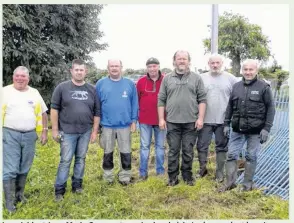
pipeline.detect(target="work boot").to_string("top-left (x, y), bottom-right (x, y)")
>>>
top-left (215, 152), bottom-right (227, 183)
top-left (3, 179), bottom-right (17, 213)
top-left (55, 194), bottom-right (64, 202)
top-left (184, 177), bottom-right (195, 186)
top-left (196, 152), bottom-right (208, 178)
top-left (167, 176), bottom-right (179, 186)
top-left (15, 174), bottom-right (28, 203)
top-left (218, 160), bottom-right (238, 192)
top-left (72, 176), bottom-right (83, 193)
top-left (241, 160), bottom-right (257, 191)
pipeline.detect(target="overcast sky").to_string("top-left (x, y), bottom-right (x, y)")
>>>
top-left (91, 4), bottom-right (289, 72)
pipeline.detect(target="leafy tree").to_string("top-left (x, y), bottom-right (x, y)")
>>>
top-left (275, 69), bottom-right (289, 90)
top-left (133, 69), bottom-right (145, 75)
top-left (203, 11), bottom-right (271, 76)
top-left (3, 4), bottom-right (107, 104)
top-left (86, 66), bottom-right (108, 85)
top-left (124, 69), bottom-right (135, 75)
top-left (161, 68), bottom-right (172, 74)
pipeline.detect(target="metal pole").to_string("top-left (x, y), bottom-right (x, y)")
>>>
top-left (211, 4), bottom-right (219, 54)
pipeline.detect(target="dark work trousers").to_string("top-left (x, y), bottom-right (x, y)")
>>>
top-left (197, 124), bottom-right (228, 153)
top-left (166, 122), bottom-right (197, 181)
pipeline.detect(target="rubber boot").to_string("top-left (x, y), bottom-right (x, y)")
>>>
top-left (218, 160), bottom-right (238, 192)
top-left (215, 152), bottom-right (227, 182)
top-left (3, 179), bottom-right (16, 213)
top-left (15, 174), bottom-right (27, 203)
top-left (196, 152), bottom-right (208, 178)
top-left (241, 160), bottom-right (257, 191)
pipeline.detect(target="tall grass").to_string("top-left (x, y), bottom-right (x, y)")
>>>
top-left (3, 131), bottom-right (289, 219)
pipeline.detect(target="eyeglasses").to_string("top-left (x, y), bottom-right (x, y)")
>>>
top-left (144, 80), bottom-right (156, 93)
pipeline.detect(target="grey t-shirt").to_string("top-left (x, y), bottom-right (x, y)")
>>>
top-left (201, 71), bottom-right (238, 124)
top-left (51, 80), bottom-right (101, 134)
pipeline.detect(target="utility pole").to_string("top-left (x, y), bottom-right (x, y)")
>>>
top-left (211, 4), bottom-right (219, 54)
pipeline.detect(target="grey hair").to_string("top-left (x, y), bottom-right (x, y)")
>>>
top-left (208, 53), bottom-right (224, 62)
top-left (241, 59), bottom-right (260, 70)
top-left (13, 66), bottom-right (30, 76)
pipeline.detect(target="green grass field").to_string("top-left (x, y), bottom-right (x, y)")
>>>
top-left (3, 131), bottom-right (289, 219)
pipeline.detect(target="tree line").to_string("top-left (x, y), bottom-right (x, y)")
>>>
top-left (3, 5), bottom-right (289, 106)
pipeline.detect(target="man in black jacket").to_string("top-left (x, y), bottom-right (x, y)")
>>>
top-left (219, 59), bottom-right (275, 192)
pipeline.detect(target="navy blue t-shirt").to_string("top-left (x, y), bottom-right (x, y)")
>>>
top-left (51, 80), bottom-right (101, 134)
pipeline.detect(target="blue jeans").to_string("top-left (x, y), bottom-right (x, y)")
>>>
top-left (2, 128), bottom-right (38, 180)
top-left (55, 129), bottom-right (91, 195)
top-left (227, 131), bottom-right (261, 162)
top-left (139, 124), bottom-right (166, 177)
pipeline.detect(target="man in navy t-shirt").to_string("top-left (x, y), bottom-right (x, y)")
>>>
top-left (51, 59), bottom-right (101, 201)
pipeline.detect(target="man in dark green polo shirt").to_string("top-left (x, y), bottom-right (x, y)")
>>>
top-left (158, 50), bottom-right (207, 186)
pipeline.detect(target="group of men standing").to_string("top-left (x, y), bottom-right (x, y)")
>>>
top-left (2, 50), bottom-right (275, 213)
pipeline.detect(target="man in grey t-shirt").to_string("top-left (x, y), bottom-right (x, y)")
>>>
top-left (51, 59), bottom-right (101, 201)
top-left (196, 54), bottom-right (238, 182)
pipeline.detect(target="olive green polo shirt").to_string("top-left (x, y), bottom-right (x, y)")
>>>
top-left (158, 70), bottom-right (207, 123)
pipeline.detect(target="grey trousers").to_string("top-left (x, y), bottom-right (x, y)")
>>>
top-left (100, 126), bottom-right (132, 182)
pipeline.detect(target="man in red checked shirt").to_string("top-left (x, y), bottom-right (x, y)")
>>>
top-left (136, 57), bottom-right (166, 180)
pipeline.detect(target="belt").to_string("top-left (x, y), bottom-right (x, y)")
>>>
top-left (3, 127), bottom-right (36, 133)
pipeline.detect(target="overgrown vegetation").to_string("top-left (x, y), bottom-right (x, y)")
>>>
top-left (3, 131), bottom-right (289, 219)
top-left (3, 4), bottom-right (107, 104)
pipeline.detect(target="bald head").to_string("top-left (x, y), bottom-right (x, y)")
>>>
top-left (108, 59), bottom-right (122, 67)
top-left (107, 59), bottom-right (123, 80)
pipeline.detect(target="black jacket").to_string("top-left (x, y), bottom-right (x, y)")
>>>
top-left (224, 76), bottom-right (275, 134)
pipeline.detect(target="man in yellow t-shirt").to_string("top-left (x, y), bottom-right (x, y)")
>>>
top-left (2, 66), bottom-right (48, 213)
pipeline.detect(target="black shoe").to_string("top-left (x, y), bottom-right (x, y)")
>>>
top-left (167, 178), bottom-right (179, 186)
top-left (184, 178), bottom-right (195, 186)
top-left (196, 168), bottom-right (208, 178)
top-left (15, 192), bottom-right (27, 204)
top-left (119, 180), bottom-right (131, 186)
top-left (55, 194), bottom-right (64, 202)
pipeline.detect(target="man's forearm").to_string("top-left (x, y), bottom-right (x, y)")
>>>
top-left (92, 116), bottom-right (100, 133)
top-left (158, 106), bottom-right (165, 121)
top-left (42, 112), bottom-right (48, 132)
top-left (50, 109), bottom-right (59, 130)
top-left (198, 103), bottom-right (206, 120)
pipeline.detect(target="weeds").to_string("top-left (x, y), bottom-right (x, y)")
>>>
top-left (2, 131), bottom-right (289, 219)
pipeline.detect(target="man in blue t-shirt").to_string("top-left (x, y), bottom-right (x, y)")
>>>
top-left (96, 59), bottom-right (138, 185)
